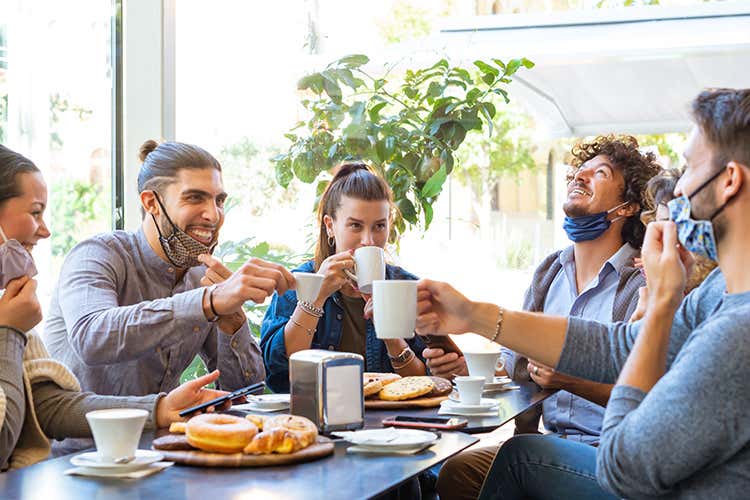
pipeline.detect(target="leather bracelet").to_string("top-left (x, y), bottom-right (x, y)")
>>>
top-left (391, 349), bottom-right (416, 370)
top-left (290, 317), bottom-right (316, 337)
top-left (489, 306), bottom-right (504, 343)
top-left (298, 300), bottom-right (324, 318)
top-left (205, 284), bottom-right (219, 323)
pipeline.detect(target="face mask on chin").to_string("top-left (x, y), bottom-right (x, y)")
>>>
top-left (0, 225), bottom-right (38, 289)
top-left (151, 193), bottom-right (216, 269)
top-left (668, 166), bottom-right (730, 263)
top-left (562, 201), bottom-right (630, 243)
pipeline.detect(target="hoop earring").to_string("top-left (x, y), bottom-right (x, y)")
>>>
top-left (327, 235), bottom-right (335, 248)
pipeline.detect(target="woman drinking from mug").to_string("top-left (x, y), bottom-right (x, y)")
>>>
top-left (0, 145), bottom-right (233, 471)
top-left (259, 162), bottom-right (427, 393)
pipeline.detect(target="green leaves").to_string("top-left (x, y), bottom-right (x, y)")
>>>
top-left (274, 53), bottom-right (533, 234)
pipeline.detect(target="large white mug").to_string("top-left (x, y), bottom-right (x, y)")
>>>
top-left (464, 351), bottom-right (505, 383)
top-left (293, 272), bottom-right (325, 303)
top-left (372, 280), bottom-right (416, 339)
top-left (344, 246), bottom-right (385, 294)
top-left (85, 408), bottom-right (148, 462)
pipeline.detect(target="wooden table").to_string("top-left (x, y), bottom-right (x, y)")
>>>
top-left (0, 430), bottom-right (478, 500)
top-left (366, 381), bottom-right (555, 434)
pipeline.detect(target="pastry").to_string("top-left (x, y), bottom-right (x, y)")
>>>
top-left (378, 376), bottom-right (435, 401)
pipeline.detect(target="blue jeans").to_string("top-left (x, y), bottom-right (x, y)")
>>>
top-left (478, 435), bottom-right (619, 500)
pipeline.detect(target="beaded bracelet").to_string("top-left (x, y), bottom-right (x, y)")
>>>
top-left (489, 306), bottom-right (504, 343)
top-left (298, 300), bottom-right (324, 318)
top-left (290, 317), bottom-right (316, 337)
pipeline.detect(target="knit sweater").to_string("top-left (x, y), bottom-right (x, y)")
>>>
top-left (0, 328), bottom-right (160, 471)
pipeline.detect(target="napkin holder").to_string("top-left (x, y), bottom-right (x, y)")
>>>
top-left (290, 350), bottom-right (364, 433)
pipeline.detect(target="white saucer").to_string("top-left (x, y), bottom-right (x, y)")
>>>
top-left (442, 397), bottom-right (499, 412)
top-left (234, 394), bottom-right (290, 411)
top-left (484, 376), bottom-right (512, 391)
top-left (333, 428), bottom-right (439, 451)
top-left (70, 449), bottom-right (163, 470)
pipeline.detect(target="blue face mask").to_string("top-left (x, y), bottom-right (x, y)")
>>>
top-left (563, 201), bottom-right (629, 243)
top-left (667, 166), bottom-right (728, 262)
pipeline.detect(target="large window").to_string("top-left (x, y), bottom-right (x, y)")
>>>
top-left (0, 1), bottom-right (113, 322)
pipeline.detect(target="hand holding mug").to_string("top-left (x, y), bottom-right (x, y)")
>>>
top-left (315, 250), bottom-right (355, 305)
top-left (415, 279), bottom-right (476, 336)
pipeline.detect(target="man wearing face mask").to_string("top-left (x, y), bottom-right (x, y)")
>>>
top-left (416, 88), bottom-right (750, 499)
top-left (44, 140), bottom-right (294, 397)
top-left (436, 135), bottom-right (661, 500)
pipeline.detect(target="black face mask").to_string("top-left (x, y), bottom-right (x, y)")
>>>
top-left (151, 193), bottom-right (216, 268)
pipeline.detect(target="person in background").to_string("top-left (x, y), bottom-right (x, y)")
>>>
top-left (44, 140), bottom-right (294, 396)
top-left (0, 145), bottom-right (234, 471)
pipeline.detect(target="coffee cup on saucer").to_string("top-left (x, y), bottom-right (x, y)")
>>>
top-left (453, 376), bottom-right (486, 406)
top-left (86, 408), bottom-right (148, 463)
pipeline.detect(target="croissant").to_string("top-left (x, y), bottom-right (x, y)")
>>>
top-left (243, 428), bottom-right (287, 455)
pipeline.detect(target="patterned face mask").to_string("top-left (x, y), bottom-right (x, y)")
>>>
top-left (667, 166), bottom-right (729, 263)
top-left (0, 225), bottom-right (38, 289)
top-left (151, 193), bottom-right (216, 268)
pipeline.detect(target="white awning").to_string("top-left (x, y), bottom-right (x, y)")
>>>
top-left (434, 2), bottom-right (750, 137)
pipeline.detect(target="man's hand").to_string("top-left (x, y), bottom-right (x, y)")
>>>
top-left (422, 347), bottom-right (468, 379)
top-left (206, 256), bottom-right (295, 315)
top-left (155, 370), bottom-right (233, 427)
top-left (527, 360), bottom-right (576, 390)
top-left (416, 279), bottom-right (477, 336)
top-left (641, 222), bottom-right (693, 312)
top-left (0, 276), bottom-right (42, 333)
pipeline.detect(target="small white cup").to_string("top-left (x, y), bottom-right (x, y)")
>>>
top-left (454, 376), bottom-right (486, 406)
top-left (86, 408), bottom-right (148, 462)
top-left (372, 280), bottom-right (416, 339)
top-left (464, 351), bottom-right (505, 383)
top-left (293, 272), bottom-right (325, 303)
top-left (347, 247), bottom-right (385, 294)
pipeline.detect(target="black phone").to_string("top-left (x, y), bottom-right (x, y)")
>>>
top-left (382, 415), bottom-right (468, 430)
top-left (178, 381), bottom-right (265, 418)
top-left (419, 334), bottom-right (463, 356)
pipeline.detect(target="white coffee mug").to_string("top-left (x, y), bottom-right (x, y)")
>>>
top-left (372, 280), bottom-right (416, 339)
top-left (454, 376), bottom-right (486, 406)
top-left (293, 272), bottom-right (325, 303)
top-left (344, 246), bottom-right (385, 294)
top-left (464, 351), bottom-right (505, 383)
top-left (86, 408), bottom-right (148, 462)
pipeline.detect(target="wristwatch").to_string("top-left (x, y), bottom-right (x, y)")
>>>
top-left (389, 347), bottom-right (413, 364)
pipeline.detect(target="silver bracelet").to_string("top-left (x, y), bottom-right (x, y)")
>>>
top-left (290, 317), bottom-right (316, 337)
top-left (298, 300), bottom-right (324, 318)
top-left (489, 306), bottom-right (504, 343)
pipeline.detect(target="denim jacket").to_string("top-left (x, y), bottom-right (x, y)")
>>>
top-left (260, 260), bottom-right (427, 393)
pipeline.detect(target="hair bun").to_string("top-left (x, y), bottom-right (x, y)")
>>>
top-left (334, 161), bottom-right (369, 180)
top-left (139, 139), bottom-right (159, 162)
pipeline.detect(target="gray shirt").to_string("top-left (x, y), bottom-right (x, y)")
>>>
top-left (560, 269), bottom-right (750, 498)
top-left (44, 228), bottom-right (264, 396)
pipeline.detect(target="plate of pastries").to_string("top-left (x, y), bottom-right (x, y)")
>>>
top-left (152, 413), bottom-right (333, 467)
top-left (363, 373), bottom-right (453, 409)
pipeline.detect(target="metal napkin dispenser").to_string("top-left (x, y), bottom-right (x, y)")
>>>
top-left (289, 350), bottom-right (364, 433)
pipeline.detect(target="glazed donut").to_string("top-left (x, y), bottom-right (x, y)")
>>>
top-left (186, 413), bottom-right (258, 453)
top-left (264, 415), bottom-right (319, 448)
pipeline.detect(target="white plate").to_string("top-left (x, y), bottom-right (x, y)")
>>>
top-left (333, 428), bottom-right (439, 451)
top-left (484, 377), bottom-right (513, 391)
top-left (234, 394), bottom-right (290, 411)
top-left (70, 449), bottom-right (163, 470)
top-left (442, 397), bottom-right (499, 412)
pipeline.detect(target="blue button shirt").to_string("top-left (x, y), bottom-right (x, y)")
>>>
top-left (540, 243), bottom-right (639, 444)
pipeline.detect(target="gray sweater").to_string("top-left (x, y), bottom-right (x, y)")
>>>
top-left (559, 268), bottom-right (750, 498)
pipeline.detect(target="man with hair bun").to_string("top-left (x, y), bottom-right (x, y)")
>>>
top-left (44, 140), bottom-right (293, 397)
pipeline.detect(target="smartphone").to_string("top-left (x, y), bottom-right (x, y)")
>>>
top-left (382, 415), bottom-right (468, 430)
top-left (178, 381), bottom-right (265, 418)
top-left (419, 334), bottom-right (463, 356)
